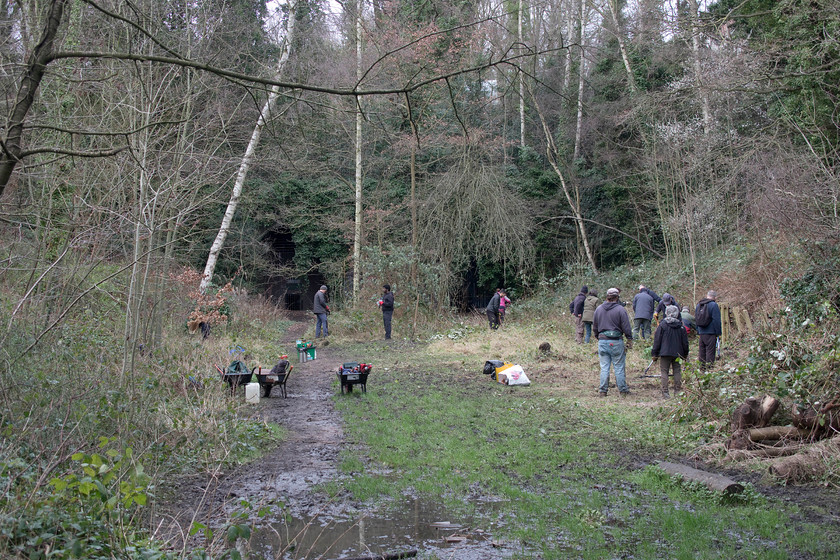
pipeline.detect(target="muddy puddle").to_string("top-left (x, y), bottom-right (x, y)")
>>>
top-left (247, 496), bottom-right (522, 560)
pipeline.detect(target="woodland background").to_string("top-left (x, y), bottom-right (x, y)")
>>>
top-left (1, 0), bottom-right (840, 557)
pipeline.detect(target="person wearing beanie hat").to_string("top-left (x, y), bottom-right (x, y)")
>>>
top-left (569, 285), bottom-right (589, 344)
top-left (582, 289), bottom-right (602, 343)
top-left (651, 305), bottom-right (689, 398)
top-left (313, 285), bottom-right (329, 338)
top-left (632, 285), bottom-right (656, 340)
top-left (379, 284), bottom-right (394, 339)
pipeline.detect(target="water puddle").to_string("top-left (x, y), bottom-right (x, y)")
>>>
top-left (248, 497), bottom-right (521, 559)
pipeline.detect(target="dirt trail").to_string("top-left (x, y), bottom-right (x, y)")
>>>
top-left (157, 315), bottom-right (351, 545)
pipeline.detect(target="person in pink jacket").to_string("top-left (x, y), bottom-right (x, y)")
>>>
top-left (498, 290), bottom-right (511, 324)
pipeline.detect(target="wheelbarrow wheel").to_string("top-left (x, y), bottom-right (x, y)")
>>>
top-left (261, 384), bottom-right (272, 398)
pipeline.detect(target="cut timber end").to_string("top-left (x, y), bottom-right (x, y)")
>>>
top-left (656, 461), bottom-right (744, 495)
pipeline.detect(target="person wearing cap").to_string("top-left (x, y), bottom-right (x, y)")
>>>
top-left (313, 285), bottom-right (329, 338)
top-left (593, 287), bottom-right (633, 397)
top-left (379, 284), bottom-right (395, 339)
top-left (696, 290), bottom-right (722, 371)
top-left (651, 305), bottom-right (689, 398)
top-left (569, 285), bottom-right (589, 343)
top-left (654, 292), bottom-right (680, 322)
top-left (632, 284), bottom-right (656, 340)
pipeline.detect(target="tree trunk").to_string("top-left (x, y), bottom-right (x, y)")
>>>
top-left (200, 1), bottom-right (297, 292)
top-left (352, 0), bottom-right (364, 302)
top-left (687, 0), bottom-right (711, 134)
top-left (606, 0), bottom-right (636, 93)
top-left (528, 85), bottom-right (598, 273)
top-left (0, 0), bottom-right (67, 197)
top-left (572, 0), bottom-right (585, 162)
top-left (518, 0), bottom-right (526, 150)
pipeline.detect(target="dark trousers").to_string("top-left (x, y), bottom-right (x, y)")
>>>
top-left (698, 334), bottom-right (717, 370)
top-left (383, 310), bottom-right (393, 339)
top-left (487, 309), bottom-right (500, 329)
top-left (659, 356), bottom-right (682, 393)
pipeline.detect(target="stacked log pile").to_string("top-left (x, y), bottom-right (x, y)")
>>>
top-left (725, 395), bottom-right (840, 483)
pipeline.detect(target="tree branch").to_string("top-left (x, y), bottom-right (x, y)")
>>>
top-left (538, 215), bottom-right (665, 258)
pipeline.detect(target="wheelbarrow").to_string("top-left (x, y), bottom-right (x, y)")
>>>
top-left (255, 360), bottom-right (293, 398)
top-left (216, 360), bottom-right (252, 392)
top-left (337, 362), bottom-right (371, 394)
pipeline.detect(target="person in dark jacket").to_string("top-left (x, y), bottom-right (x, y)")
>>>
top-left (486, 290), bottom-right (501, 330)
top-left (581, 289), bottom-right (601, 344)
top-left (652, 305), bottom-right (689, 397)
top-left (640, 285), bottom-right (661, 303)
top-left (570, 285), bottom-right (589, 344)
top-left (632, 285), bottom-right (655, 340)
top-left (313, 285), bottom-right (329, 338)
top-left (593, 288), bottom-right (633, 397)
top-left (696, 290), bottom-right (722, 371)
top-left (379, 284), bottom-right (395, 339)
top-left (654, 293), bottom-right (680, 321)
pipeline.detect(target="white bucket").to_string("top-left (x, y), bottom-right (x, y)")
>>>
top-left (245, 382), bottom-right (260, 404)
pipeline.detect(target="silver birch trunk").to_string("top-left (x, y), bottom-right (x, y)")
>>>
top-left (528, 84), bottom-right (598, 273)
top-left (563, 0), bottom-right (574, 91)
top-left (606, 0), bottom-right (637, 92)
top-left (200, 2), bottom-right (297, 292)
top-left (352, 0), bottom-right (364, 301)
top-left (518, 0), bottom-right (526, 149)
top-left (573, 0), bottom-right (586, 161)
top-left (688, 0), bottom-right (711, 134)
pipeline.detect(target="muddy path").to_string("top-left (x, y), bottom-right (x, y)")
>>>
top-left (157, 315), bottom-right (354, 546)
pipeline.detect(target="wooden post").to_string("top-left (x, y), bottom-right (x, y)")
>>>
top-left (742, 308), bottom-right (754, 335)
top-left (720, 304), bottom-right (730, 343)
top-left (733, 306), bottom-right (744, 336)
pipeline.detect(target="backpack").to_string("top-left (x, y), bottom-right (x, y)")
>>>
top-left (695, 300), bottom-right (713, 327)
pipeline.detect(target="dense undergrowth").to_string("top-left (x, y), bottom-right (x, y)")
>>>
top-left (0, 283), bottom-right (290, 558)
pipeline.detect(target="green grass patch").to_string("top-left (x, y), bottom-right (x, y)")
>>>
top-left (332, 341), bottom-right (838, 559)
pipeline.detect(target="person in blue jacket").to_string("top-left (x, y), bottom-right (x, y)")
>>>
top-left (696, 290), bottom-right (722, 371)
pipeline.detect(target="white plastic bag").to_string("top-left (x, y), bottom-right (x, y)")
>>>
top-left (502, 364), bottom-right (530, 386)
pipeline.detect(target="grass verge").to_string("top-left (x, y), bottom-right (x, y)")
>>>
top-left (331, 317), bottom-right (838, 559)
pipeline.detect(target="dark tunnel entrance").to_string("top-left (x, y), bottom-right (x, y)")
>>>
top-left (263, 229), bottom-right (326, 311)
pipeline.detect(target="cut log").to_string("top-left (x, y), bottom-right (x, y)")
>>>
top-left (758, 396), bottom-right (780, 426)
top-left (767, 438), bottom-right (840, 483)
top-left (725, 429), bottom-right (752, 451)
top-left (731, 396), bottom-right (779, 431)
top-left (727, 446), bottom-right (803, 461)
top-left (656, 461), bottom-right (744, 495)
top-left (749, 426), bottom-right (810, 442)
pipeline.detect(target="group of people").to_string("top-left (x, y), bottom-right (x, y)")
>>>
top-left (312, 284), bottom-right (395, 340)
top-left (573, 284), bottom-right (722, 398)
